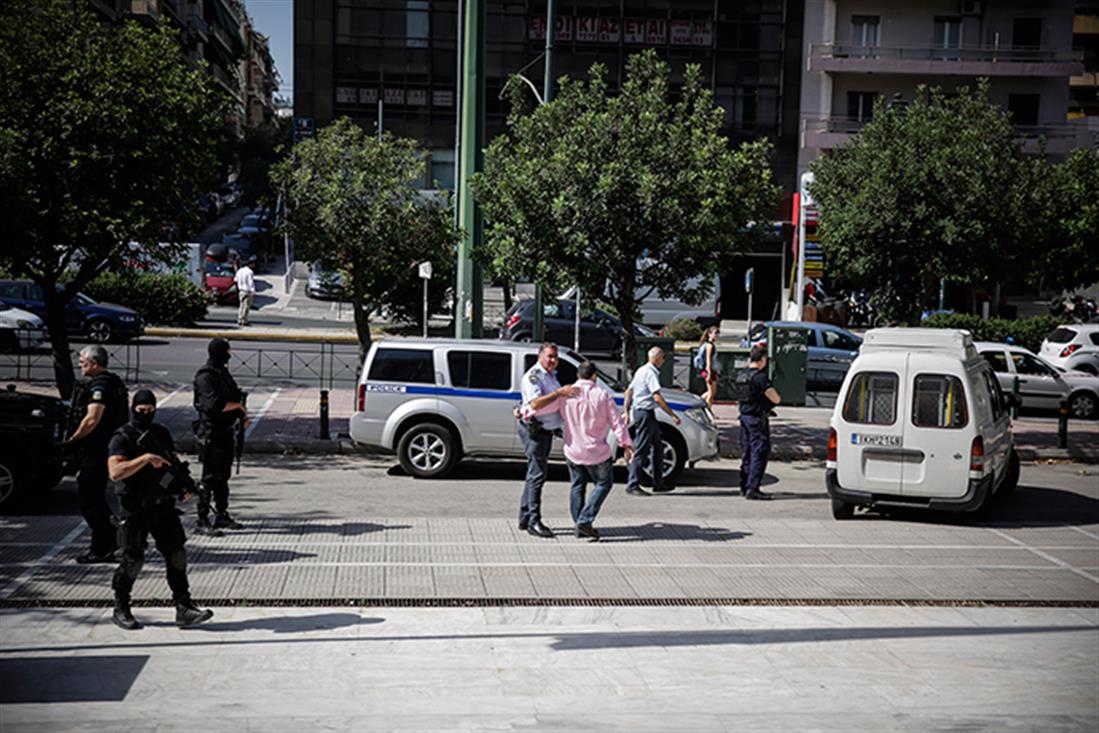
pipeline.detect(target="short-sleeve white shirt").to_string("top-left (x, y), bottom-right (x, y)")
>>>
top-left (628, 362), bottom-right (662, 411)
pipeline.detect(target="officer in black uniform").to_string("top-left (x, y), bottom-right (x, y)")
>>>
top-left (66, 345), bottom-right (129, 564)
top-left (193, 338), bottom-right (248, 534)
top-left (107, 390), bottom-right (213, 630)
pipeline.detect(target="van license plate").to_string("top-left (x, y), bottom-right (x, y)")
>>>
top-left (852, 433), bottom-right (902, 447)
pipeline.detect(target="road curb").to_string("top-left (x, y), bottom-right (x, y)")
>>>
top-left (145, 327), bottom-right (359, 344)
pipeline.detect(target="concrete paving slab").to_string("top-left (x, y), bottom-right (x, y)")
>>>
top-left (1, 606), bottom-right (1095, 732)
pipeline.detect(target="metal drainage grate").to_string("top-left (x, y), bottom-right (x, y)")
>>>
top-left (2, 597), bottom-right (1096, 609)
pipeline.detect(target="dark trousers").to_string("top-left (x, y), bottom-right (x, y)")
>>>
top-left (77, 459), bottom-right (117, 555)
top-left (112, 501), bottom-right (189, 603)
top-left (517, 426), bottom-right (553, 525)
top-left (739, 414), bottom-right (771, 493)
top-left (627, 409), bottom-right (665, 491)
top-left (197, 429), bottom-right (234, 518)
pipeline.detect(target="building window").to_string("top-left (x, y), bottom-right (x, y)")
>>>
top-left (933, 17), bottom-right (963, 59)
top-left (407, 1), bottom-right (429, 49)
top-left (851, 15), bottom-right (879, 50)
top-left (1013, 18), bottom-right (1042, 49)
top-left (1008, 94), bottom-right (1040, 127)
top-left (846, 92), bottom-right (877, 124)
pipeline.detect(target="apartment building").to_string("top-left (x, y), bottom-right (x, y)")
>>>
top-left (797, 0), bottom-right (1088, 179)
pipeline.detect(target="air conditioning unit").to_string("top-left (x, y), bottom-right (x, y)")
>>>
top-left (960, 0), bottom-right (982, 16)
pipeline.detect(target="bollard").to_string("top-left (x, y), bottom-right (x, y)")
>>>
top-left (319, 389), bottom-right (330, 440)
top-left (1011, 376), bottom-right (1020, 420)
top-left (1057, 399), bottom-right (1069, 449)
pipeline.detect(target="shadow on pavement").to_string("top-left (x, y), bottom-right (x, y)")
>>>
top-left (847, 485), bottom-right (1099, 529)
top-left (5, 622), bottom-right (1095, 657)
top-left (193, 611), bottom-right (384, 634)
top-left (596, 522), bottom-right (751, 543)
top-left (0, 655), bottom-right (148, 703)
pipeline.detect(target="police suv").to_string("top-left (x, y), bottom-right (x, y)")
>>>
top-left (350, 339), bottom-right (720, 479)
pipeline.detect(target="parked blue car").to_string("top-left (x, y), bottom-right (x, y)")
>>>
top-left (743, 320), bottom-right (862, 389)
top-left (0, 279), bottom-right (144, 343)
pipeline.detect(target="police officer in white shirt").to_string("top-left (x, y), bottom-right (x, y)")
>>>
top-left (623, 346), bottom-right (680, 495)
top-left (517, 343), bottom-right (578, 537)
top-left (234, 256), bottom-right (256, 326)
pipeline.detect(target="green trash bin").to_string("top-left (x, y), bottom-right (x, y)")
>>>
top-left (767, 325), bottom-right (808, 406)
top-left (689, 347), bottom-right (751, 402)
top-left (633, 336), bottom-right (676, 388)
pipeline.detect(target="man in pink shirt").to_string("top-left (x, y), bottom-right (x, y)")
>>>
top-left (560, 361), bottom-right (634, 541)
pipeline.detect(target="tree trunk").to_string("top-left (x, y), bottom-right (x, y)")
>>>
top-left (42, 282), bottom-right (75, 399)
top-left (501, 279), bottom-right (512, 313)
top-left (351, 260), bottom-right (373, 367)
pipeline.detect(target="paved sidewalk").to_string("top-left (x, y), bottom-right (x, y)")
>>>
top-left (1, 605), bottom-right (1096, 731)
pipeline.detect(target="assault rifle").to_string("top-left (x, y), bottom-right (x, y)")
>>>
top-left (135, 428), bottom-right (197, 504)
top-left (235, 392), bottom-right (247, 475)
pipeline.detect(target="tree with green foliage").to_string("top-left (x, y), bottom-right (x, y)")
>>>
top-left (270, 118), bottom-right (459, 356)
top-left (472, 49), bottom-right (777, 368)
top-left (0, 0), bottom-right (226, 397)
top-left (808, 81), bottom-right (1045, 323)
top-left (1030, 147), bottom-right (1099, 293)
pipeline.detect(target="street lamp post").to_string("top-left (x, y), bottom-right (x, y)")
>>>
top-left (531, 0), bottom-right (557, 344)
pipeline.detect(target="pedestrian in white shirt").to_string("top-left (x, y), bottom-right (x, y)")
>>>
top-left (623, 346), bottom-right (681, 495)
top-left (234, 257), bottom-right (256, 326)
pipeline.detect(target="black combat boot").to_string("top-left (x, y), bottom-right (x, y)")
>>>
top-left (213, 512), bottom-right (243, 530)
top-left (175, 599), bottom-right (214, 627)
top-left (194, 514), bottom-right (222, 537)
top-left (112, 596), bottom-right (141, 631)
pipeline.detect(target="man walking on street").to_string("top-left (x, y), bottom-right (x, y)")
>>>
top-left (234, 256), bottom-right (256, 326)
top-left (624, 347), bottom-right (681, 496)
top-left (193, 338), bottom-right (248, 534)
top-left (108, 390), bottom-right (214, 630)
top-left (66, 345), bottom-right (128, 564)
top-left (739, 345), bottom-right (782, 501)
top-left (560, 361), bottom-right (633, 541)
top-left (517, 343), bottom-right (578, 538)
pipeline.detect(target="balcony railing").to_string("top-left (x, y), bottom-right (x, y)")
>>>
top-left (804, 116), bottom-right (1084, 138)
top-left (811, 43), bottom-right (1083, 65)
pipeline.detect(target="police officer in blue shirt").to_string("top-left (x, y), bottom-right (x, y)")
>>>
top-left (517, 343), bottom-right (578, 538)
top-left (624, 346), bottom-right (680, 495)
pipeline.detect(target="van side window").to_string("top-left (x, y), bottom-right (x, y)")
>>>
top-left (367, 348), bottom-right (434, 384)
top-left (523, 355), bottom-right (577, 386)
top-left (448, 351), bottom-right (512, 391)
top-left (842, 372), bottom-right (898, 425)
top-left (912, 374), bottom-right (968, 429)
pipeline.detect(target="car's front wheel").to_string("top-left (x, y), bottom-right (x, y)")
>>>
top-left (1069, 391), bottom-right (1098, 420)
top-left (397, 423), bottom-right (459, 478)
top-left (84, 320), bottom-right (113, 343)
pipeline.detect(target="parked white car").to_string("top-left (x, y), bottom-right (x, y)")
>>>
top-left (1039, 324), bottom-right (1099, 375)
top-left (350, 339), bottom-right (719, 480)
top-left (976, 341), bottom-right (1098, 420)
top-left (826, 329), bottom-right (1018, 519)
top-left (0, 303), bottom-right (47, 352)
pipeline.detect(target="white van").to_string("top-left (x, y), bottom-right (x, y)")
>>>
top-left (826, 328), bottom-right (1019, 519)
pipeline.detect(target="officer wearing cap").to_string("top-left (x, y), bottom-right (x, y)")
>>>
top-left (107, 390), bottom-right (213, 630)
top-left (517, 342), bottom-right (578, 538)
top-left (192, 338), bottom-right (248, 533)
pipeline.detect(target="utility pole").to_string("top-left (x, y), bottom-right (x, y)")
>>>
top-left (531, 0), bottom-right (556, 343)
top-left (455, 0), bottom-right (484, 339)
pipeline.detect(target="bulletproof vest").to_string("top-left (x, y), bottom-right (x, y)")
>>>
top-left (193, 364), bottom-right (240, 426)
top-left (70, 372), bottom-right (128, 443)
top-left (732, 368), bottom-right (754, 404)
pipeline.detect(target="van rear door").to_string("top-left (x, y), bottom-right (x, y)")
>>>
top-left (901, 365), bottom-right (971, 499)
top-left (836, 366), bottom-right (904, 495)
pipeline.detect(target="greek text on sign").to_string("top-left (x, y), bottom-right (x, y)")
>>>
top-left (366, 384), bottom-right (407, 394)
top-left (851, 433), bottom-right (903, 447)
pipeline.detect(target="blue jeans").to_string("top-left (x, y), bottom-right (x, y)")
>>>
top-left (627, 409), bottom-right (664, 491)
top-left (568, 459), bottom-right (614, 526)
top-left (517, 425), bottom-right (553, 524)
top-left (739, 414), bottom-right (771, 493)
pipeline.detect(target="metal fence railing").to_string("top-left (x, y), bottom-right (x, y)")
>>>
top-left (229, 342), bottom-right (361, 390)
top-left (1, 339), bottom-right (142, 383)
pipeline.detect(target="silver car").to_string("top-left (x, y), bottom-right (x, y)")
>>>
top-left (976, 341), bottom-right (1098, 420)
top-left (349, 339), bottom-right (720, 479)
